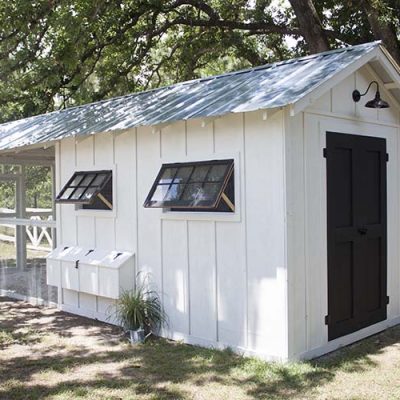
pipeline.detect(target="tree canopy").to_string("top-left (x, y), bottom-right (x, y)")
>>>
top-left (0, 0), bottom-right (399, 123)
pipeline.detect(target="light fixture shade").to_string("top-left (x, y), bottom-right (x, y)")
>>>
top-left (365, 91), bottom-right (389, 109)
top-left (352, 81), bottom-right (390, 109)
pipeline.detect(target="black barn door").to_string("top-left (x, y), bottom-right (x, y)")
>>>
top-left (326, 132), bottom-right (387, 341)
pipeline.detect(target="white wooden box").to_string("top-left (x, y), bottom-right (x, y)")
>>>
top-left (97, 251), bottom-right (135, 299)
top-left (46, 246), bottom-right (134, 299)
top-left (46, 246), bottom-right (83, 287)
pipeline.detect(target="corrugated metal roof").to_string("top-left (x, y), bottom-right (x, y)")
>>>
top-left (0, 41), bottom-right (381, 151)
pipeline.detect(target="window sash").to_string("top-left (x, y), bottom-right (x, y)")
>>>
top-left (56, 170), bottom-right (112, 205)
top-left (144, 159), bottom-right (234, 209)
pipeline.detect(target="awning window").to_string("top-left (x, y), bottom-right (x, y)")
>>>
top-left (144, 159), bottom-right (234, 212)
top-left (56, 170), bottom-right (112, 209)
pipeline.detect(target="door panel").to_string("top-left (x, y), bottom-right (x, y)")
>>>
top-left (326, 132), bottom-right (387, 341)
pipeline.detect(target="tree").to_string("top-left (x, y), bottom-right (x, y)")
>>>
top-left (0, 0), bottom-right (398, 123)
top-left (0, 166), bottom-right (52, 212)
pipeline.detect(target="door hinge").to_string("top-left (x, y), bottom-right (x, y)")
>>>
top-left (386, 295), bottom-right (390, 305)
top-left (386, 153), bottom-right (389, 162)
top-left (324, 315), bottom-right (331, 325)
top-left (323, 148), bottom-right (327, 158)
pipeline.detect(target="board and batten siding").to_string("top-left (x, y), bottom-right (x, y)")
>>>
top-left (56, 110), bottom-right (289, 360)
top-left (286, 65), bottom-right (400, 360)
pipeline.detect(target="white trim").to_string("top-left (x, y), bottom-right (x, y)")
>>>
top-left (160, 328), bottom-right (286, 362)
top-left (291, 48), bottom-right (381, 115)
top-left (297, 317), bottom-right (400, 361)
top-left (305, 109), bottom-right (400, 129)
top-left (292, 46), bottom-right (400, 116)
top-left (363, 63), bottom-right (400, 110)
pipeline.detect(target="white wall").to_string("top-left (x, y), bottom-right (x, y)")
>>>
top-left (56, 130), bottom-right (137, 319)
top-left (56, 110), bottom-right (289, 360)
top-left (286, 65), bottom-right (400, 359)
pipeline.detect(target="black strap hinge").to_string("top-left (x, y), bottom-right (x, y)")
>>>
top-left (323, 148), bottom-right (327, 158)
top-left (386, 295), bottom-right (390, 305)
top-left (386, 153), bottom-right (389, 162)
top-left (324, 315), bottom-right (331, 325)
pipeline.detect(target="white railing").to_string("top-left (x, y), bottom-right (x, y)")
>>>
top-left (0, 208), bottom-right (54, 251)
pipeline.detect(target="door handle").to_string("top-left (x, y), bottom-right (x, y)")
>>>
top-left (358, 227), bottom-right (368, 235)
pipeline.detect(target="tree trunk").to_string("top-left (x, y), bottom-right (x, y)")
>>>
top-left (288, 0), bottom-right (330, 54)
top-left (361, 0), bottom-right (400, 65)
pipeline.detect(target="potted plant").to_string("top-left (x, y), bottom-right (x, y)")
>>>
top-left (112, 274), bottom-right (166, 344)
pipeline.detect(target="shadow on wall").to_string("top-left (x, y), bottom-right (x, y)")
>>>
top-left (0, 297), bottom-right (396, 400)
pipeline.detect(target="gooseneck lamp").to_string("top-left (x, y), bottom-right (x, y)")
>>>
top-left (352, 81), bottom-right (389, 109)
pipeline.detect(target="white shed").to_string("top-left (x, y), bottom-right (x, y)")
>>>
top-left (1, 41), bottom-right (400, 361)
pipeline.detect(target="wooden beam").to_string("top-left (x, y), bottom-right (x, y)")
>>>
top-left (384, 82), bottom-right (400, 90)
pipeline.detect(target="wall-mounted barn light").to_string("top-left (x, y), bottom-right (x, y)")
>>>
top-left (352, 81), bottom-right (389, 109)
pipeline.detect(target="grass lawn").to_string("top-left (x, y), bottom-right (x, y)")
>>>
top-left (1, 297), bottom-right (400, 399)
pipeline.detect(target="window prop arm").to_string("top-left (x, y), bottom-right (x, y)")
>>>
top-left (221, 192), bottom-right (235, 212)
top-left (97, 193), bottom-right (113, 210)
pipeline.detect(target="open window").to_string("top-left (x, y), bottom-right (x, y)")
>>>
top-left (56, 170), bottom-right (113, 210)
top-left (144, 159), bottom-right (235, 212)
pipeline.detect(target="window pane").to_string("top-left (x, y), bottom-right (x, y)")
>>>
top-left (164, 184), bottom-right (185, 202)
top-left (173, 166), bottom-right (193, 184)
top-left (150, 185), bottom-right (170, 205)
top-left (71, 174), bottom-right (84, 186)
top-left (82, 187), bottom-right (97, 201)
top-left (70, 187), bottom-right (86, 200)
top-left (181, 183), bottom-right (221, 206)
top-left (60, 188), bottom-right (75, 200)
top-left (160, 168), bottom-right (177, 184)
top-left (80, 174), bottom-right (95, 187)
top-left (92, 174), bottom-right (107, 186)
top-left (189, 165), bottom-right (210, 183)
top-left (207, 164), bottom-right (229, 182)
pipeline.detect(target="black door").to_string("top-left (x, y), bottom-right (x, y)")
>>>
top-left (326, 131), bottom-right (387, 341)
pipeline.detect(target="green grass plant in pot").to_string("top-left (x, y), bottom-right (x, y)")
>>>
top-left (113, 273), bottom-right (166, 344)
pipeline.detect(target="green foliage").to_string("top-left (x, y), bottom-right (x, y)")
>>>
top-left (0, 0), bottom-right (398, 123)
top-left (0, 165), bottom-right (52, 211)
top-left (112, 274), bottom-right (166, 332)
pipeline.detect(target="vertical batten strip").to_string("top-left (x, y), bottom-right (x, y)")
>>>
top-left (214, 220), bottom-right (219, 342)
top-left (242, 112), bottom-right (249, 349)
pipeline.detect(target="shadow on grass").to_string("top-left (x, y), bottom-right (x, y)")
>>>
top-left (1, 296), bottom-right (400, 399)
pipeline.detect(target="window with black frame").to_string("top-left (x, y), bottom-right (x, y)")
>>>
top-left (55, 170), bottom-right (113, 210)
top-left (144, 159), bottom-right (235, 212)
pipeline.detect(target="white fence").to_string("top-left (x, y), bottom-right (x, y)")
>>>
top-left (0, 208), bottom-right (54, 251)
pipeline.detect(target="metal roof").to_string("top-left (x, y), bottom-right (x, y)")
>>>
top-left (0, 41), bottom-right (385, 151)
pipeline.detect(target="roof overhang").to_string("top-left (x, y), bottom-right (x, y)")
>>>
top-left (289, 45), bottom-right (400, 116)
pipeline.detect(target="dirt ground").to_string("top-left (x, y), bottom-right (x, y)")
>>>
top-left (1, 297), bottom-right (400, 400)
